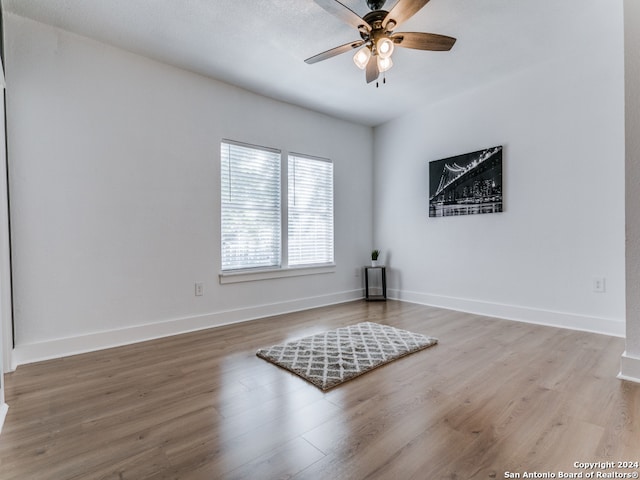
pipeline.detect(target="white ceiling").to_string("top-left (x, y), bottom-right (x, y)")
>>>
top-left (2, 0), bottom-right (586, 126)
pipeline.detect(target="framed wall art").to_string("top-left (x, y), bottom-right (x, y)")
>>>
top-left (429, 146), bottom-right (503, 217)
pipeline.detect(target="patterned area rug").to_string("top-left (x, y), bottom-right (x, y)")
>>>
top-left (256, 322), bottom-right (438, 391)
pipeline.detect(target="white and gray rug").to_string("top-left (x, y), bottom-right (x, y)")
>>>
top-left (256, 321), bottom-right (438, 391)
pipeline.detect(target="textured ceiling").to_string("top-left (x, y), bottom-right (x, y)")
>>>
top-left (2, 0), bottom-right (591, 126)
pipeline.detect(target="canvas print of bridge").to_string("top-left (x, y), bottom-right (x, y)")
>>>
top-left (429, 146), bottom-right (503, 217)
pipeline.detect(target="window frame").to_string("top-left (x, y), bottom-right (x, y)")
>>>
top-left (287, 152), bottom-right (335, 268)
top-left (219, 141), bottom-right (335, 284)
top-left (220, 139), bottom-right (282, 272)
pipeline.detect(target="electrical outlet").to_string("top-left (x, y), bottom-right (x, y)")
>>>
top-left (355, 268), bottom-right (361, 277)
top-left (592, 277), bottom-right (606, 293)
top-left (195, 282), bottom-right (204, 296)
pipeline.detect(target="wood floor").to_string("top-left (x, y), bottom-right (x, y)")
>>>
top-left (0, 300), bottom-right (638, 479)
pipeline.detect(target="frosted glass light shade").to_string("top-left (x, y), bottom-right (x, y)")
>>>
top-left (377, 55), bottom-right (393, 72)
top-left (353, 47), bottom-right (371, 70)
top-left (377, 38), bottom-right (395, 59)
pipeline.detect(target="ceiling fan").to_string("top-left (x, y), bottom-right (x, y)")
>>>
top-left (305, 0), bottom-right (456, 84)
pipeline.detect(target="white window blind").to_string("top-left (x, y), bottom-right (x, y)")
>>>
top-left (221, 141), bottom-right (281, 271)
top-left (288, 154), bottom-right (334, 266)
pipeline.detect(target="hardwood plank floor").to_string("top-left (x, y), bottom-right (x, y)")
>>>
top-left (0, 300), bottom-right (638, 479)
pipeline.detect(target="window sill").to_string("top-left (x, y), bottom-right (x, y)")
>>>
top-left (219, 264), bottom-right (336, 284)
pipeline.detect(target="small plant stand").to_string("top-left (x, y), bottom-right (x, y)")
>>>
top-left (364, 266), bottom-right (387, 301)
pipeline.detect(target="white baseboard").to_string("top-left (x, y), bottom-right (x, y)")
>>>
top-left (618, 351), bottom-right (640, 383)
top-left (0, 403), bottom-right (8, 434)
top-left (11, 288), bottom-right (625, 369)
top-left (11, 289), bottom-right (363, 369)
top-left (389, 289), bottom-right (625, 338)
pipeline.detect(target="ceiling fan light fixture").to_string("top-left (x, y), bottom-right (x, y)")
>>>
top-left (377, 55), bottom-right (393, 72)
top-left (353, 47), bottom-right (372, 70)
top-left (307, 0), bottom-right (456, 84)
top-left (377, 37), bottom-right (395, 59)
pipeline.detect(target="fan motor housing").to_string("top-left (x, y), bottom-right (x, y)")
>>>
top-left (360, 10), bottom-right (392, 42)
top-left (363, 10), bottom-right (388, 27)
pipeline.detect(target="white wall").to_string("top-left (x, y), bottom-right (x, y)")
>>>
top-left (373, 0), bottom-right (625, 335)
top-left (620, 0), bottom-right (640, 381)
top-left (4, 14), bottom-right (373, 366)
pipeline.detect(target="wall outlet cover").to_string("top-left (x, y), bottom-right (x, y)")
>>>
top-left (592, 277), bottom-right (606, 293)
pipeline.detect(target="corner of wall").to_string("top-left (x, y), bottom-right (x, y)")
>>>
top-left (618, 351), bottom-right (640, 383)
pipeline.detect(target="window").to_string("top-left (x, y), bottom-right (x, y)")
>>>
top-left (288, 154), bottom-right (334, 266)
top-left (221, 141), bottom-right (281, 271)
top-left (220, 141), bottom-right (334, 275)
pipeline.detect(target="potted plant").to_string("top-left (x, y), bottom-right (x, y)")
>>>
top-left (371, 249), bottom-right (380, 267)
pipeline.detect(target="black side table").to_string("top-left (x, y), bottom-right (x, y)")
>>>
top-left (364, 266), bottom-right (387, 301)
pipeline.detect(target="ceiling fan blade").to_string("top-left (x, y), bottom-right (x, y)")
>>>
top-left (391, 32), bottom-right (456, 51)
top-left (313, 0), bottom-right (371, 31)
top-left (383, 0), bottom-right (431, 29)
top-left (365, 56), bottom-right (379, 83)
top-left (304, 40), bottom-right (365, 64)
